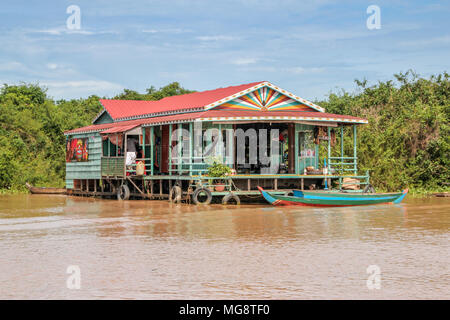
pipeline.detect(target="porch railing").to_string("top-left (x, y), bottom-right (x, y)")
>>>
top-left (169, 156), bottom-right (210, 175)
top-left (101, 157), bottom-right (125, 177)
top-left (328, 156), bottom-right (358, 175)
top-left (125, 157), bottom-right (152, 176)
top-left (336, 171), bottom-right (371, 192)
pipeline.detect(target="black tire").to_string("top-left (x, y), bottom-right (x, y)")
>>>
top-left (192, 187), bottom-right (212, 205)
top-left (169, 185), bottom-right (182, 203)
top-left (363, 184), bottom-right (376, 194)
top-left (117, 184), bottom-right (130, 200)
top-left (222, 193), bottom-right (240, 205)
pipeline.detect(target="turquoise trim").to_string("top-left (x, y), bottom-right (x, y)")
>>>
top-left (303, 195), bottom-right (398, 201)
top-left (393, 189), bottom-right (408, 204)
top-left (259, 188), bottom-right (277, 204)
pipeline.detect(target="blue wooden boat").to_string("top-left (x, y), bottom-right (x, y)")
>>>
top-left (257, 186), bottom-right (408, 207)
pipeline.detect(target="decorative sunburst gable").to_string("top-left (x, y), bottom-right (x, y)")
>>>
top-left (205, 82), bottom-right (325, 113)
top-left (214, 86), bottom-right (315, 112)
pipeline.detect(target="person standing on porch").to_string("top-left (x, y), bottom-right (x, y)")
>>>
top-left (126, 137), bottom-right (138, 173)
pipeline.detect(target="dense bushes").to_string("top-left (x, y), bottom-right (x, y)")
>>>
top-left (318, 70), bottom-right (449, 192)
top-left (0, 73), bottom-right (448, 193)
top-left (0, 82), bottom-right (192, 191)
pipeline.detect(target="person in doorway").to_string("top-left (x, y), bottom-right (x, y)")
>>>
top-left (126, 137), bottom-right (139, 174)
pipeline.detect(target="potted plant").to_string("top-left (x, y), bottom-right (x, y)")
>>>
top-left (206, 156), bottom-right (231, 191)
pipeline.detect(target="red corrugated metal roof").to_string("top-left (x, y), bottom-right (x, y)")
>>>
top-left (65, 110), bottom-right (367, 135)
top-left (99, 81), bottom-right (265, 120)
top-left (101, 124), bottom-right (139, 134)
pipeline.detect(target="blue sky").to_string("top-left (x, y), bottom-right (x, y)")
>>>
top-left (0, 0), bottom-right (449, 100)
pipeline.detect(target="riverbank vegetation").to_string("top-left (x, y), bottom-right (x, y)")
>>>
top-left (0, 72), bottom-right (448, 194)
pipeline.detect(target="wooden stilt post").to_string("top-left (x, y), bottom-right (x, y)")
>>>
top-left (168, 125), bottom-right (172, 176)
top-left (178, 123), bottom-right (182, 175)
top-left (189, 122), bottom-right (193, 176)
top-left (124, 133), bottom-right (128, 176)
top-left (315, 144), bottom-right (319, 169)
top-left (150, 126), bottom-right (154, 176)
top-left (340, 125), bottom-right (344, 174)
top-left (353, 125), bottom-right (357, 174)
top-left (142, 127), bottom-right (146, 180)
top-left (158, 126), bottom-right (162, 174)
top-left (142, 127), bottom-right (146, 157)
top-left (294, 124), bottom-right (299, 174)
top-left (327, 127), bottom-right (331, 172)
top-left (288, 124), bottom-right (293, 173)
top-left (218, 123), bottom-right (222, 160)
top-left (233, 124), bottom-right (237, 170)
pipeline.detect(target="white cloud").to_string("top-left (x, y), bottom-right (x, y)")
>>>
top-left (142, 28), bottom-right (192, 34)
top-left (196, 35), bottom-right (239, 41)
top-left (29, 26), bottom-right (119, 37)
top-left (46, 63), bottom-right (59, 70)
top-left (157, 71), bottom-right (190, 79)
top-left (42, 80), bottom-right (122, 90)
top-left (40, 80), bottom-right (123, 99)
top-left (234, 63), bottom-right (324, 74)
top-left (34, 27), bottom-right (94, 36)
top-left (231, 58), bottom-right (258, 65)
top-left (287, 66), bottom-right (325, 74)
top-left (0, 61), bottom-right (27, 72)
top-left (399, 35), bottom-right (450, 47)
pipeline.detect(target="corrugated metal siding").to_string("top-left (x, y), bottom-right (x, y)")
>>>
top-left (65, 133), bottom-right (102, 188)
top-left (66, 179), bottom-right (74, 189)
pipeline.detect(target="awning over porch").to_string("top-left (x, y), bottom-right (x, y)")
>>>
top-left (65, 109), bottom-right (367, 135)
top-left (101, 124), bottom-right (140, 134)
top-left (193, 110), bottom-right (367, 125)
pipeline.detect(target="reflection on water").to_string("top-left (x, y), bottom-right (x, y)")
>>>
top-left (0, 194), bottom-right (448, 299)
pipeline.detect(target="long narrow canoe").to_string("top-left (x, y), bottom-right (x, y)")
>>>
top-left (25, 183), bottom-right (67, 195)
top-left (257, 186), bottom-right (408, 207)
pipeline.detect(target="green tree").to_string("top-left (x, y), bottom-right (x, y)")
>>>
top-left (319, 70), bottom-right (449, 192)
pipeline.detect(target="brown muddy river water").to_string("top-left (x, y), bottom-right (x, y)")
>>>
top-left (0, 194), bottom-right (448, 299)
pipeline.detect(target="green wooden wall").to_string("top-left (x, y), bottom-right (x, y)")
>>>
top-left (65, 132), bottom-right (102, 189)
top-left (94, 111), bottom-right (113, 124)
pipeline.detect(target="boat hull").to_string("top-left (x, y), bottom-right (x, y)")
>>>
top-left (25, 183), bottom-right (67, 195)
top-left (257, 187), bottom-right (408, 206)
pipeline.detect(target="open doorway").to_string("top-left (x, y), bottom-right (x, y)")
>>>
top-left (233, 123), bottom-right (289, 174)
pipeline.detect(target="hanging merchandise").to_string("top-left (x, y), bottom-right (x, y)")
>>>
top-left (330, 129), bottom-right (337, 147)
